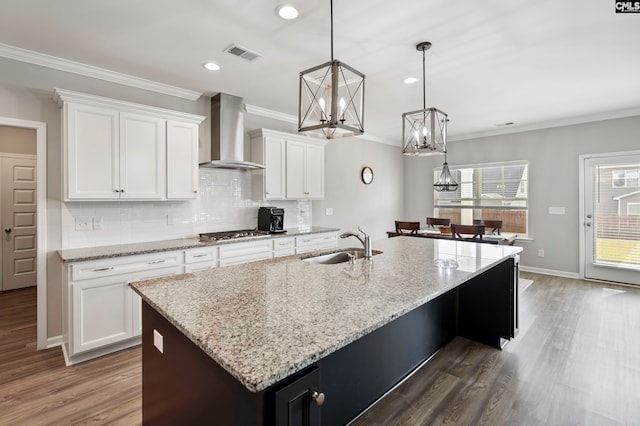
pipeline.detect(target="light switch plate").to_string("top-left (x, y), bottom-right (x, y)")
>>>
top-left (153, 329), bottom-right (164, 354)
top-left (325, 208), bottom-right (333, 216)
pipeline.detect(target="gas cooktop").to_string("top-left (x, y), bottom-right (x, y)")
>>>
top-left (199, 229), bottom-right (270, 242)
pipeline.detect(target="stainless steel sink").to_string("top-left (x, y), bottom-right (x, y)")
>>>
top-left (302, 248), bottom-right (382, 264)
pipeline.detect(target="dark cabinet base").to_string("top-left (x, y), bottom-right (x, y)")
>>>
top-left (141, 258), bottom-right (517, 425)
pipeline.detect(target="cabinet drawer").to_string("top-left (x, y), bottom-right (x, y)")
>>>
top-left (219, 239), bottom-right (272, 259)
top-left (71, 251), bottom-right (183, 281)
top-left (220, 251), bottom-right (271, 267)
top-left (296, 233), bottom-right (338, 254)
top-left (185, 247), bottom-right (219, 264)
top-left (272, 237), bottom-right (295, 251)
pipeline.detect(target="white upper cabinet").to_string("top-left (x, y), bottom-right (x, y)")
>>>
top-left (250, 128), bottom-right (327, 200)
top-left (287, 140), bottom-right (324, 199)
top-left (65, 103), bottom-right (120, 199)
top-left (250, 130), bottom-right (286, 200)
top-left (167, 120), bottom-right (199, 199)
top-left (55, 89), bottom-right (204, 201)
top-left (119, 112), bottom-right (166, 199)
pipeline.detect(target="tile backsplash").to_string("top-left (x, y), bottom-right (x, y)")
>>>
top-left (60, 169), bottom-right (312, 249)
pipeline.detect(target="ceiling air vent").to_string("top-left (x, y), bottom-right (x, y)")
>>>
top-left (223, 44), bottom-right (261, 61)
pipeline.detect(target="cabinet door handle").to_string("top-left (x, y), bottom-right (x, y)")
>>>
top-left (148, 259), bottom-right (166, 264)
top-left (93, 266), bottom-right (115, 272)
top-left (193, 190), bottom-right (198, 193)
top-left (114, 189), bottom-right (120, 193)
top-left (311, 391), bottom-right (325, 406)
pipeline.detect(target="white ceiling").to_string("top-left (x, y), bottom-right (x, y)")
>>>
top-left (1, 0), bottom-right (639, 144)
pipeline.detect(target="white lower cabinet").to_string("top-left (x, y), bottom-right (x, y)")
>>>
top-left (72, 276), bottom-right (133, 354)
top-left (295, 232), bottom-right (338, 254)
top-left (63, 233), bottom-right (337, 364)
top-left (65, 251), bottom-right (184, 363)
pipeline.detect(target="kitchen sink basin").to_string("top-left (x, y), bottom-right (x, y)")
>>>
top-left (302, 248), bottom-right (382, 265)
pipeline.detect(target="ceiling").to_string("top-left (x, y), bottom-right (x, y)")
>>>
top-left (1, 0), bottom-right (639, 144)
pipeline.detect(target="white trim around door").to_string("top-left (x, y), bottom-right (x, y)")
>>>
top-left (579, 150), bottom-right (640, 285)
top-left (0, 116), bottom-right (47, 349)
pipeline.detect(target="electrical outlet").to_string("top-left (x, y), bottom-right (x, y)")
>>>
top-left (325, 208), bottom-right (333, 216)
top-left (92, 217), bottom-right (103, 230)
top-left (153, 329), bottom-right (164, 354)
top-left (538, 249), bottom-right (545, 257)
top-left (75, 217), bottom-right (92, 231)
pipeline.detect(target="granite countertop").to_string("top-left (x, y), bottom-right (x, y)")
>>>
top-left (130, 237), bottom-right (522, 393)
top-left (57, 226), bottom-right (340, 262)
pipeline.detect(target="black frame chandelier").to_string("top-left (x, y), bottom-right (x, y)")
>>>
top-left (298, 0), bottom-right (365, 139)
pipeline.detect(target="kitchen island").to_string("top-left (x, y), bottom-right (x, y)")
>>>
top-left (131, 237), bottom-right (521, 425)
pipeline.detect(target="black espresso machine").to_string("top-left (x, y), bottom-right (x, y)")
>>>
top-left (258, 207), bottom-right (286, 233)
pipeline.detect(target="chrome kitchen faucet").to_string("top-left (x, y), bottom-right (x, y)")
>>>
top-left (340, 227), bottom-right (372, 259)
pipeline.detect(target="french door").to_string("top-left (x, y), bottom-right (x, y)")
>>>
top-left (583, 153), bottom-right (640, 285)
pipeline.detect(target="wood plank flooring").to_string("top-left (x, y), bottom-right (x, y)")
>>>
top-left (2, 273), bottom-right (640, 425)
top-left (0, 286), bottom-right (141, 425)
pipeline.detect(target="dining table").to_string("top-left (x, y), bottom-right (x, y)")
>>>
top-left (386, 228), bottom-right (503, 245)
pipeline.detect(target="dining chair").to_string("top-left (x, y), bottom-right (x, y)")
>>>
top-left (451, 224), bottom-right (485, 241)
top-left (473, 219), bottom-right (502, 235)
top-left (426, 217), bottom-right (450, 228)
top-left (395, 221), bottom-right (421, 235)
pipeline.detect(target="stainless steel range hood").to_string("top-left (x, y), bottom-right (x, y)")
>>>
top-left (199, 93), bottom-right (264, 170)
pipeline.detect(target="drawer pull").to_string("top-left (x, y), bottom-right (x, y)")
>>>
top-left (193, 254), bottom-right (209, 258)
top-left (93, 266), bottom-right (114, 272)
top-left (148, 259), bottom-right (167, 264)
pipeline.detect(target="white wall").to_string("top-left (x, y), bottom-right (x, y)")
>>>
top-left (404, 115), bottom-right (640, 275)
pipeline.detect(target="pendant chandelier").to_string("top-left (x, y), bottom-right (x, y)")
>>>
top-left (298, 0), bottom-right (365, 139)
top-left (402, 42), bottom-right (447, 156)
top-left (402, 41), bottom-right (458, 192)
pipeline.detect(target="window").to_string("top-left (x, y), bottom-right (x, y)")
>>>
top-left (434, 161), bottom-right (529, 235)
top-left (612, 169), bottom-right (640, 188)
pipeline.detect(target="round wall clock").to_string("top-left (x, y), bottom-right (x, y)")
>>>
top-left (361, 166), bottom-right (374, 184)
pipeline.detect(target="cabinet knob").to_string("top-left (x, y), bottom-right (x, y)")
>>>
top-left (114, 189), bottom-right (120, 193)
top-left (193, 190), bottom-right (198, 193)
top-left (311, 391), bottom-right (325, 406)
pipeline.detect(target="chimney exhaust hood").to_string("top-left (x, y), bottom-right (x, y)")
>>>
top-left (199, 93), bottom-right (265, 170)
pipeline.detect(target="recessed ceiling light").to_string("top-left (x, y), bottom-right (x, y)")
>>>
top-left (403, 77), bottom-right (419, 84)
top-left (203, 62), bottom-right (221, 71)
top-left (276, 5), bottom-right (299, 20)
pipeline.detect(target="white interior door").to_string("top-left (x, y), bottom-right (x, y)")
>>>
top-left (1, 156), bottom-right (37, 290)
top-left (583, 154), bottom-right (640, 285)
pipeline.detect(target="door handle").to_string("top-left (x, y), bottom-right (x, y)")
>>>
top-left (4, 228), bottom-right (11, 233)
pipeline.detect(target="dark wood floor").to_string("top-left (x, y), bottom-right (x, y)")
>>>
top-left (0, 286), bottom-right (141, 425)
top-left (2, 272), bottom-right (640, 425)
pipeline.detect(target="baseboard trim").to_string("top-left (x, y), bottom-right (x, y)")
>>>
top-left (46, 335), bottom-right (64, 349)
top-left (520, 265), bottom-right (580, 279)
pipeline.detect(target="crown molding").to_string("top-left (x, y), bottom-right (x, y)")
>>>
top-left (0, 43), bottom-right (202, 101)
top-left (450, 107), bottom-right (640, 142)
top-left (53, 88), bottom-right (205, 123)
top-left (245, 103), bottom-right (399, 146)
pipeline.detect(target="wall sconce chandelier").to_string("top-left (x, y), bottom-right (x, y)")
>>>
top-left (402, 42), bottom-right (447, 156)
top-left (298, 0), bottom-right (365, 139)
